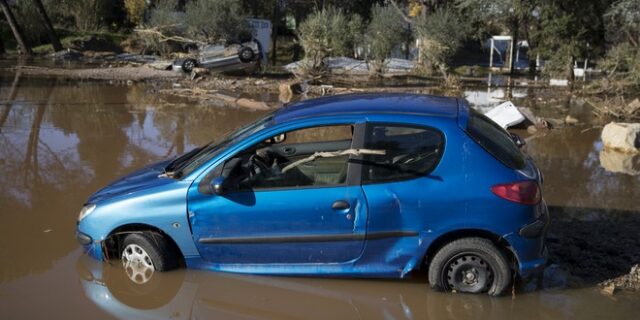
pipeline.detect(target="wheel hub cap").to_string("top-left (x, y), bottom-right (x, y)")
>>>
top-left (122, 244), bottom-right (155, 284)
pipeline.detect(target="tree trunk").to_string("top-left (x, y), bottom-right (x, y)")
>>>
top-left (0, 30), bottom-right (5, 54)
top-left (509, 17), bottom-right (519, 75)
top-left (271, 1), bottom-right (278, 66)
top-left (0, 0), bottom-right (32, 55)
top-left (32, 0), bottom-right (62, 51)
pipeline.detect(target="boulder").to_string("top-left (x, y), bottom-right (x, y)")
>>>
top-left (601, 122), bottom-right (640, 153)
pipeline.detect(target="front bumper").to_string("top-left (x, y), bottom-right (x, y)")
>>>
top-left (77, 231), bottom-right (105, 261)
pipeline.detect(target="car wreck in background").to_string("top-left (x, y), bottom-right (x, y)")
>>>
top-left (174, 19), bottom-right (271, 74)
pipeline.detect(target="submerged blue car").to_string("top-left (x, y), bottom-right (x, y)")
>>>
top-left (76, 93), bottom-right (548, 296)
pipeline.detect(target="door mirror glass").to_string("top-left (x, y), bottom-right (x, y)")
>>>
top-left (211, 176), bottom-right (226, 195)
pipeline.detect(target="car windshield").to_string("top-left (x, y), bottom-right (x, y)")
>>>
top-left (172, 114), bottom-right (274, 179)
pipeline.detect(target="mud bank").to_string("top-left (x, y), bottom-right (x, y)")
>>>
top-left (546, 207), bottom-right (640, 292)
top-left (6, 65), bottom-right (181, 81)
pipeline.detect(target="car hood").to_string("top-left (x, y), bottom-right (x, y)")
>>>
top-left (87, 159), bottom-right (175, 204)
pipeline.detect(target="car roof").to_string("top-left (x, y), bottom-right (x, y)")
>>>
top-left (273, 93), bottom-right (460, 123)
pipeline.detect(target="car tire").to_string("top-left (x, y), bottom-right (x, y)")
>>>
top-left (238, 47), bottom-right (255, 63)
top-left (181, 58), bottom-right (198, 73)
top-left (428, 237), bottom-right (512, 296)
top-left (121, 232), bottom-right (179, 272)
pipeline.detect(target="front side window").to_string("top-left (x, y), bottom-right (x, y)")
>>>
top-left (223, 125), bottom-right (355, 190)
top-left (362, 124), bottom-right (444, 184)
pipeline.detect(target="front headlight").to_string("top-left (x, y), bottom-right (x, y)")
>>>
top-left (78, 204), bottom-right (96, 222)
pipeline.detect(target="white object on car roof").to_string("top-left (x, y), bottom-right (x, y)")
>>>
top-left (484, 101), bottom-right (525, 129)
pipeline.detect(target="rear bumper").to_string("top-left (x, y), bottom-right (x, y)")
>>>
top-left (507, 200), bottom-right (550, 279)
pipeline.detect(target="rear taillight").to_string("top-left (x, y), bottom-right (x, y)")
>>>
top-left (491, 181), bottom-right (541, 205)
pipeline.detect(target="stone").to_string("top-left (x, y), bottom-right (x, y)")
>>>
top-left (565, 115), bottom-right (579, 125)
top-left (601, 284), bottom-right (616, 295)
top-left (601, 122), bottom-right (640, 153)
top-left (626, 98), bottom-right (640, 115)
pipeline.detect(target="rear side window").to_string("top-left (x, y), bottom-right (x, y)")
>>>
top-left (466, 109), bottom-right (525, 169)
top-left (362, 124), bottom-right (444, 184)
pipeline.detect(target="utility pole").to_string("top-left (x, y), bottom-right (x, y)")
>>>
top-left (0, 0), bottom-right (32, 55)
top-left (33, 0), bottom-right (62, 51)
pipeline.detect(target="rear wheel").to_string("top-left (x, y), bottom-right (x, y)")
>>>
top-left (121, 232), bottom-right (179, 273)
top-left (428, 237), bottom-right (511, 296)
top-left (181, 58), bottom-right (197, 73)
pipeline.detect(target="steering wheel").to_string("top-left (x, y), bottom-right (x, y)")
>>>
top-left (249, 154), bottom-right (270, 177)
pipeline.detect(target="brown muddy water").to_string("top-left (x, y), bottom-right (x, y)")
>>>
top-left (0, 73), bottom-right (639, 319)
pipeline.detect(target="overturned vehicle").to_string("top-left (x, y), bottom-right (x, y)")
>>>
top-left (174, 40), bottom-right (263, 73)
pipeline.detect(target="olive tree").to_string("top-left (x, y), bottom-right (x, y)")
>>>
top-left (185, 0), bottom-right (252, 44)
top-left (414, 7), bottom-right (469, 82)
top-left (365, 4), bottom-right (409, 76)
top-left (297, 6), bottom-right (363, 74)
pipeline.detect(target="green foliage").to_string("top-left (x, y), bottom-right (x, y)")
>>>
top-left (365, 5), bottom-right (408, 63)
top-left (144, 0), bottom-right (182, 56)
top-left (599, 43), bottom-right (640, 88)
top-left (62, 0), bottom-right (111, 32)
top-left (415, 7), bottom-right (469, 78)
top-left (604, 0), bottom-right (640, 48)
top-left (13, 0), bottom-right (47, 45)
top-left (124, 0), bottom-right (147, 26)
top-left (297, 6), bottom-right (363, 73)
top-left (185, 0), bottom-right (252, 44)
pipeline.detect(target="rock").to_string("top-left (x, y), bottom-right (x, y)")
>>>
top-left (279, 82), bottom-right (293, 103)
top-left (527, 125), bottom-right (538, 134)
top-left (236, 98), bottom-right (270, 110)
top-left (626, 98), bottom-right (640, 115)
top-left (599, 149), bottom-right (640, 175)
top-left (601, 284), bottom-right (616, 295)
top-left (564, 115), bottom-right (579, 125)
top-left (190, 67), bottom-right (210, 80)
top-left (601, 122), bottom-right (640, 153)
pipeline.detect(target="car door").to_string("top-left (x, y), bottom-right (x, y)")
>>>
top-left (187, 123), bottom-right (368, 264)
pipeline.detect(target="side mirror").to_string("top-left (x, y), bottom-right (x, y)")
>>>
top-left (211, 176), bottom-right (226, 195)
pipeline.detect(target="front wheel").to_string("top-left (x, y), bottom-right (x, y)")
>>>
top-left (428, 237), bottom-right (512, 296)
top-left (121, 232), bottom-right (179, 274)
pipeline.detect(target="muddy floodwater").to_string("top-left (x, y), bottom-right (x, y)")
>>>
top-left (1, 73), bottom-right (639, 319)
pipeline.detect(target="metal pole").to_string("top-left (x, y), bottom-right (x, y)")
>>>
top-left (489, 38), bottom-right (494, 68)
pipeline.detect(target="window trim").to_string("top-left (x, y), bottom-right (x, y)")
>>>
top-left (357, 122), bottom-right (445, 186)
top-left (198, 123), bottom-right (365, 194)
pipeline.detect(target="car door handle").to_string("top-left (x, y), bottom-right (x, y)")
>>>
top-left (331, 200), bottom-right (350, 210)
top-left (282, 147), bottom-right (295, 155)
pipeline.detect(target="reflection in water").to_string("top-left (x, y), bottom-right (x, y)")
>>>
top-left (77, 255), bottom-right (640, 320)
top-left (0, 76), bottom-right (265, 285)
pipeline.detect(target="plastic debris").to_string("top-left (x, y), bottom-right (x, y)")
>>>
top-left (484, 101), bottom-right (526, 129)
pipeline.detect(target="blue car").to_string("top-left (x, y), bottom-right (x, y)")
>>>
top-left (76, 93), bottom-right (548, 296)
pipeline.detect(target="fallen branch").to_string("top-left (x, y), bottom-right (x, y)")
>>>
top-left (134, 26), bottom-right (206, 45)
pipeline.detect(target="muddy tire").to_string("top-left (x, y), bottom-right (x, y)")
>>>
top-left (181, 58), bottom-right (197, 73)
top-left (122, 232), bottom-right (179, 272)
top-left (428, 237), bottom-right (511, 296)
top-left (238, 47), bottom-right (255, 63)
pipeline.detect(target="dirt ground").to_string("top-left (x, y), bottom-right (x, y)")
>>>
top-left (7, 65), bottom-right (181, 81)
top-left (546, 206), bottom-right (640, 293)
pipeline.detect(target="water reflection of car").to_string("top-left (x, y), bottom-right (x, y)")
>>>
top-left (76, 93), bottom-right (549, 296)
top-left (173, 40), bottom-right (262, 73)
top-left (76, 255), bottom-right (496, 319)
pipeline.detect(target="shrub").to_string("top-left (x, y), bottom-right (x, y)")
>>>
top-left (13, 0), bottom-right (47, 45)
top-left (298, 6), bottom-right (363, 74)
top-left (184, 0), bottom-right (252, 44)
top-left (599, 43), bottom-right (640, 90)
top-left (62, 0), bottom-right (110, 32)
top-left (365, 4), bottom-right (409, 76)
top-left (124, 0), bottom-right (147, 26)
top-left (142, 0), bottom-right (182, 56)
top-left (415, 8), bottom-right (469, 81)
